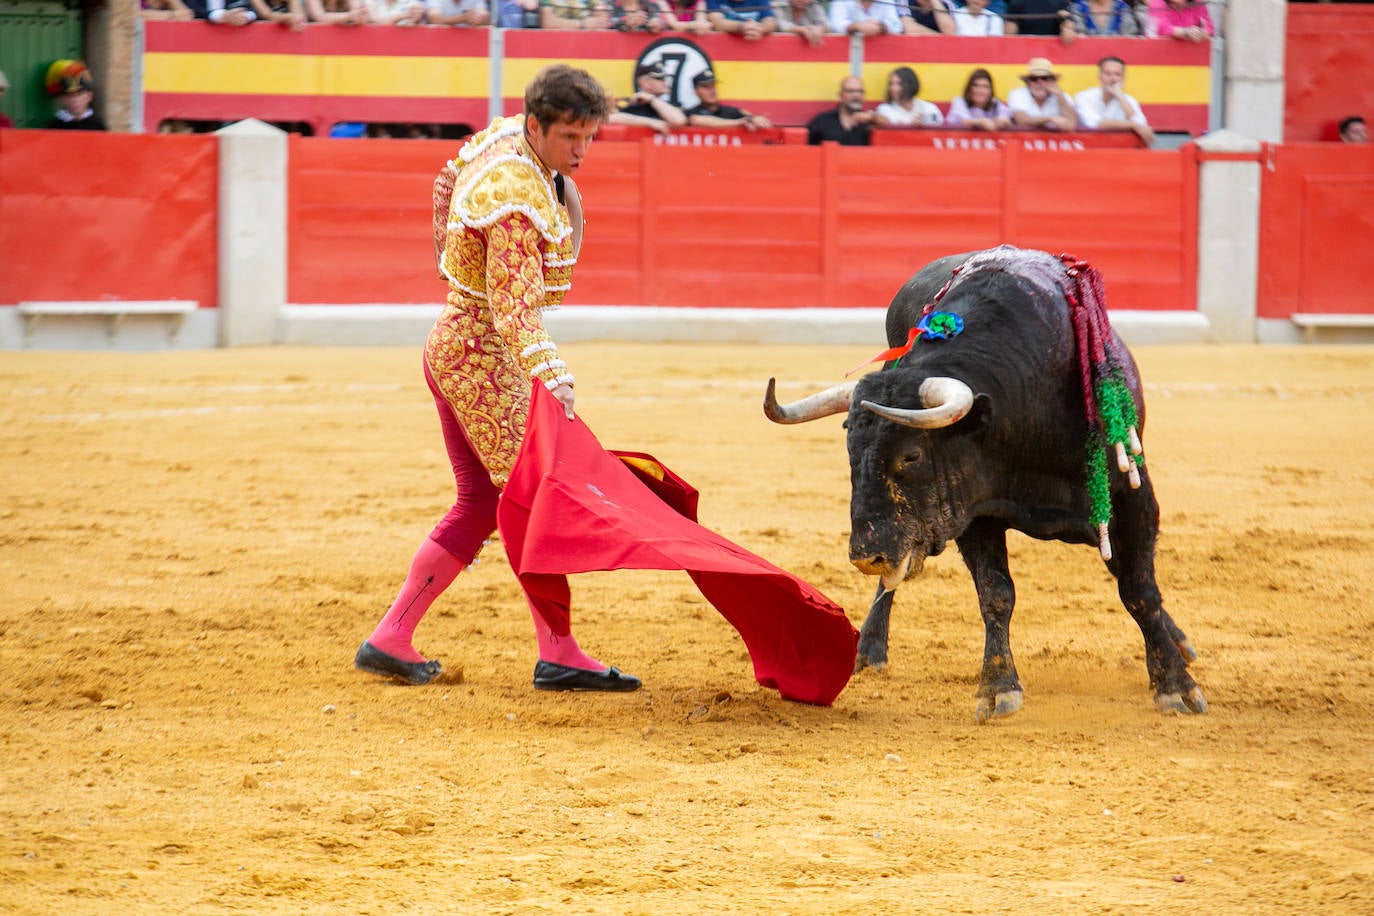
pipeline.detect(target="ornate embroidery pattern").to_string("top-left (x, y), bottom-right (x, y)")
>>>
top-left (424, 117), bottom-right (578, 488)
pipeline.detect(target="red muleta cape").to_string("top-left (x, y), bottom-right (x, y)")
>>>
top-left (496, 386), bottom-right (859, 706)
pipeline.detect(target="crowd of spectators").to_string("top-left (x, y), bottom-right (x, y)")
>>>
top-left (799, 55), bottom-right (1159, 144)
top-left (1, 0), bottom-right (1225, 136)
top-left (138, 0), bottom-right (1218, 40)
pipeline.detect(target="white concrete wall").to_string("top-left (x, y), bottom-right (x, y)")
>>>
top-left (217, 119), bottom-right (288, 347)
top-left (1195, 130), bottom-right (1262, 342)
top-left (1223, 0), bottom-right (1287, 142)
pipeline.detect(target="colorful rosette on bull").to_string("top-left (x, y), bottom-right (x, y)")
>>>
top-left (916, 310), bottom-right (964, 340)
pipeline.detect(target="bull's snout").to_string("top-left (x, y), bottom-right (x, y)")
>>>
top-left (850, 523), bottom-right (924, 588)
top-left (849, 524), bottom-right (899, 576)
top-left (851, 549), bottom-right (918, 590)
top-left (850, 552), bottom-right (893, 577)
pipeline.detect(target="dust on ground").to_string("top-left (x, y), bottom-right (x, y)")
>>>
top-left (1, 343), bottom-right (1371, 914)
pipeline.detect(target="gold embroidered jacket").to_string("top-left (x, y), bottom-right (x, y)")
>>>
top-left (424, 116), bottom-right (577, 488)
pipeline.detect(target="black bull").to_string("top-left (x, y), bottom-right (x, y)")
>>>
top-left (764, 247), bottom-right (1207, 720)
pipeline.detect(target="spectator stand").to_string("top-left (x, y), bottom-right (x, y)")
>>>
top-left (140, 22), bottom-right (1214, 138)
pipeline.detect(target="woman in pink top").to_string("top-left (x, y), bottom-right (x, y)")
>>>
top-left (945, 68), bottom-right (1013, 132)
top-left (1145, 0), bottom-right (1213, 41)
top-left (655, 0), bottom-right (711, 31)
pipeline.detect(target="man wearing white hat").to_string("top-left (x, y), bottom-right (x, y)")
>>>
top-left (1007, 57), bottom-right (1078, 131)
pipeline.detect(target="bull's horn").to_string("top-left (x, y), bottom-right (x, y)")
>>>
top-left (860, 377), bottom-right (975, 429)
top-left (763, 378), bottom-right (858, 424)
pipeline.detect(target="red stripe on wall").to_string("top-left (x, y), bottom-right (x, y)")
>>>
top-left (861, 34), bottom-right (1212, 66)
top-left (146, 93), bottom-right (491, 134)
top-left (504, 29), bottom-right (851, 63)
top-left (145, 20), bottom-right (490, 56)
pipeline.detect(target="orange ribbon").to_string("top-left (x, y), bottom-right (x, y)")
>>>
top-left (845, 326), bottom-right (923, 377)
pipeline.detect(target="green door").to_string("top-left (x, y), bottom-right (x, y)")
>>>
top-left (0, 0), bottom-right (83, 128)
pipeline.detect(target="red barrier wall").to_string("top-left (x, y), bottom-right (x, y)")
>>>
top-left (1285, 5), bottom-right (1374, 143)
top-left (0, 130), bottom-right (219, 309)
top-left (1257, 143), bottom-right (1374, 319)
top-left (287, 135), bottom-right (450, 305)
top-left (0, 131), bottom-right (1197, 318)
top-left (285, 137), bottom-right (1196, 312)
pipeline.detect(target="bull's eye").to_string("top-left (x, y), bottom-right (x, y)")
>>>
top-left (896, 450), bottom-right (924, 470)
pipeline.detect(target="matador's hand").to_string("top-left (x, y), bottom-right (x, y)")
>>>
top-left (551, 383), bottom-right (576, 420)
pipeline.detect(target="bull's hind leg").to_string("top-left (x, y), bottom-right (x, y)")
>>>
top-left (1106, 472), bottom-right (1207, 714)
top-left (956, 520), bottom-right (1023, 722)
top-left (855, 583), bottom-right (895, 672)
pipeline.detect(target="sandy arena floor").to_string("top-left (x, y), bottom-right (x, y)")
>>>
top-left (1, 342), bottom-right (1372, 914)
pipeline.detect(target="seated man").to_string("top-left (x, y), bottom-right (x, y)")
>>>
top-left (949, 0), bottom-right (1004, 36)
top-left (828, 0), bottom-right (903, 37)
top-left (142, 0), bottom-right (197, 19)
top-left (685, 69), bottom-right (774, 131)
top-left (1007, 57), bottom-right (1077, 131)
top-left (772, 0), bottom-right (829, 46)
top-left (807, 75), bottom-right (875, 146)
top-left (202, 0), bottom-right (258, 23)
top-left (903, 0), bottom-right (954, 34)
top-left (1074, 55), bottom-right (1154, 146)
top-left (540, 0), bottom-right (613, 28)
top-left (426, 0), bottom-right (489, 24)
top-left (305, 0), bottom-right (369, 22)
top-left (251, 0), bottom-right (308, 28)
top-left (618, 62), bottom-right (688, 129)
top-left (706, 0), bottom-right (777, 38)
top-left (1339, 116), bottom-right (1367, 144)
top-left (1003, 0), bottom-right (1073, 38)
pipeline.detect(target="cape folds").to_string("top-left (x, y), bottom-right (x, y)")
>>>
top-left (497, 386), bottom-right (859, 706)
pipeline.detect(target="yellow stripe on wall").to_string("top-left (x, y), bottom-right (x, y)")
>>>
top-left (144, 52), bottom-right (490, 97)
top-left (144, 52), bottom-right (1208, 107)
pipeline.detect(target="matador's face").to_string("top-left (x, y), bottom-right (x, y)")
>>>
top-left (526, 115), bottom-right (599, 177)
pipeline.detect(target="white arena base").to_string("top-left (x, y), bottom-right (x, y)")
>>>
top-left (1, 303), bottom-right (1216, 351)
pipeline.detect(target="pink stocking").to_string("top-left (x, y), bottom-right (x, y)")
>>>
top-left (368, 536), bottom-right (465, 663)
top-left (524, 573), bottom-right (604, 671)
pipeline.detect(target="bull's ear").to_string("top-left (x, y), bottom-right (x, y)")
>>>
top-left (952, 393), bottom-right (993, 434)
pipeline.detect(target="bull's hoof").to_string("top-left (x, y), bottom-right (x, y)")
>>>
top-left (1154, 686), bottom-right (1208, 715)
top-left (854, 654), bottom-right (887, 674)
top-left (975, 689), bottom-right (1023, 723)
top-left (1176, 638), bottom-right (1199, 663)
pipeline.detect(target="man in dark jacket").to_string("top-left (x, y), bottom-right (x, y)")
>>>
top-left (806, 75), bottom-right (874, 146)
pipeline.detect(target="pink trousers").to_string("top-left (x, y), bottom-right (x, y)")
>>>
top-left (423, 361), bottom-right (572, 636)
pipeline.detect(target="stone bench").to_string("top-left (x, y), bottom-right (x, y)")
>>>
top-left (17, 300), bottom-right (199, 340)
top-left (1291, 313), bottom-right (1374, 343)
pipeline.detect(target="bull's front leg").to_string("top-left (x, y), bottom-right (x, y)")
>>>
top-left (956, 519), bottom-right (1022, 722)
top-left (1107, 473), bottom-right (1207, 715)
top-left (855, 582), bottom-right (895, 672)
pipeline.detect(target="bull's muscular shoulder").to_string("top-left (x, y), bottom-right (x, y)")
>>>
top-left (885, 251), bottom-right (978, 344)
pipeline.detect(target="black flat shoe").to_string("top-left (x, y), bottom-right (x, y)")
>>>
top-left (532, 660), bottom-right (641, 692)
top-left (354, 640), bottom-right (442, 686)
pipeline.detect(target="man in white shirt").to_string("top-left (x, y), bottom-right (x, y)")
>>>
top-left (1074, 55), bottom-right (1155, 147)
top-left (1007, 57), bottom-right (1078, 131)
top-left (949, 0), bottom-right (1004, 35)
top-left (828, 0), bottom-right (904, 36)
